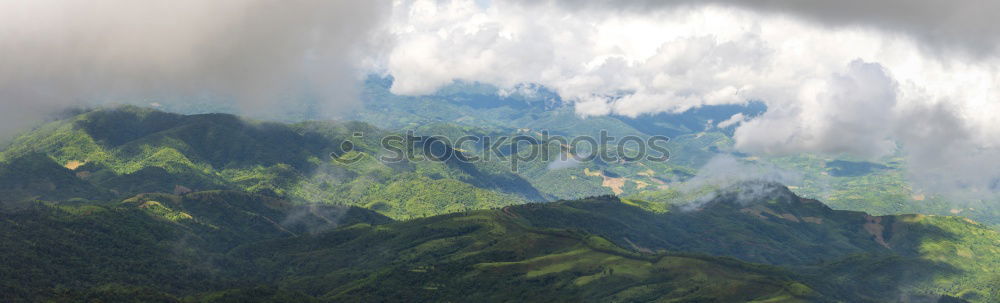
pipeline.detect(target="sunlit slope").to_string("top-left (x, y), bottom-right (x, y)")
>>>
top-left (0, 106), bottom-right (544, 219)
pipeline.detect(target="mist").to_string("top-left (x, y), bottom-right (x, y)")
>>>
top-left (672, 155), bottom-right (803, 211)
top-left (0, 0), bottom-right (390, 138)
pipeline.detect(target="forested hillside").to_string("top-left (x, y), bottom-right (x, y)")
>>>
top-left (0, 184), bottom-right (994, 302)
top-left (0, 107), bottom-right (542, 219)
top-left (0, 107), bottom-right (997, 302)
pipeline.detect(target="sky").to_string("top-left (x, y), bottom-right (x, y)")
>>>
top-left (2, 0), bottom-right (999, 198)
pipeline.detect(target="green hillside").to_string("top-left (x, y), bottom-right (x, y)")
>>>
top-left (0, 184), bottom-right (995, 302)
top-left (130, 80), bottom-right (1000, 225)
top-left (0, 105), bottom-right (996, 302)
top-left (0, 106), bottom-right (542, 219)
top-left (231, 205), bottom-right (824, 302)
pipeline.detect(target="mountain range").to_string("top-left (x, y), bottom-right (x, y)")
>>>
top-left (0, 97), bottom-right (997, 302)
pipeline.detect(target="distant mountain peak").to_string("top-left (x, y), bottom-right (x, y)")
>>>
top-left (715, 180), bottom-right (799, 205)
top-left (677, 181), bottom-right (832, 217)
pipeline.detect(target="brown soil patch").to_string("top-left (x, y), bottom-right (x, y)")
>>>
top-left (740, 208), bottom-right (767, 219)
top-left (602, 177), bottom-right (625, 195)
top-left (648, 177), bottom-right (669, 190)
top-left (583, 168), bottom-right (625, 195)
top-left (779, 213), bottom-right (800, 222)
top-left (633, 180), bottom-right (649, 190)
top-left (863, 215), bottom-right (890, 248)
top-left (64, 160), bottom-right (84, 170)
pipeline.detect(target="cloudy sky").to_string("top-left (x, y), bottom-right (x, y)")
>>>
top-left (2, 0), bottom-right (999, 197)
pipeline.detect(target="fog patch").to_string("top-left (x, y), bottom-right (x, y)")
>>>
top-left (547, 152), bottom-right (585, 170)
top-left (280, 204), bottom-right (350, 235)
top-left (676, 155), bottom-right (802, 211)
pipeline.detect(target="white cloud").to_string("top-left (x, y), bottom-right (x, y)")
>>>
top-left (380, 0), bottom-right (1000, 197)
top-left (716, 113), bottom-right (745, 129)
top-left (733, 60), bottom-right (898, 158)
top-left (546, 154), bottom-right (582, 170)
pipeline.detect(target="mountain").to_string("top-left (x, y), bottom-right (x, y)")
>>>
top-left (0, 152), bottom-right (110, 204)
top-left (0, 106), bottom-right (544, 219)
top-left (128, 79), bottom-right (1000, 225)
top-left (0, 190), bottom-right (390, 302)
top-left (0, 105), bottom-right (997, 302)
top-left (0, 183), bottom-right (995, 302)
top-left (342, 79), bottom-right (1000, 226)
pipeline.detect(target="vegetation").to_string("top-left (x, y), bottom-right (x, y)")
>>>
top-left (0, 182), bottom-right (996, 302)
top-left (0, 106), bottom-right (541, 219)
top-left (0, 102), bottom-right (997, 302)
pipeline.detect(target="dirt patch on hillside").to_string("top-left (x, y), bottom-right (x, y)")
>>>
top-left (64, 160), bottom-right (84, 170)
top-left (863, 215), bottom-right (890, 248)
top-left (740, 207), bottom-right (768, 219)
top-left (633, 180), bottom-right (649, 190)
top-left (648, 177), bottom-right (669, 190)
top-left (602, 177), bottom-right (625, 195)
top-left (779, 213), bottom-right (800, 222)
top-left (583, 168), bottom-right (626, 195)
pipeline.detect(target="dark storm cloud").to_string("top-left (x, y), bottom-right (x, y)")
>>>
top-left (0, 0), bottom-right (390, 138)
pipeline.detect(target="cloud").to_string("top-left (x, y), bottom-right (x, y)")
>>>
top-left (281, 204), bottom-right (350, 235)
top-left (546, 152), bottom-right (583, 170)
top-left (681, 155), bottom-right (802, 191)
top-left (380, 0), bottom-right (1000, 198)
top-left (515, 0), bottom-right (1000, 57)
top-left (674, 155), bottom-right (802, 211)
top-left (4, 0), bottom-right (1000, 200)
top-left (716, 113), bottom-right (745, 129)
top-left (733, 60), bottom-right (898, 158)
top-left (384, 2), bottom-right (769, 115)
top-left (0, 0), bottom-right (390, 138)
top-left (893, 103), bottom-right (1000, 200)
